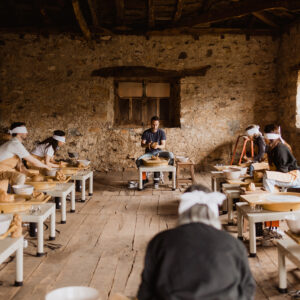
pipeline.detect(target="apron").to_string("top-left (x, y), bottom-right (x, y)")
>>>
top-left (0, 155), bottom-right (25, 193)
top-left (28, 154), bottom-right (47, 175)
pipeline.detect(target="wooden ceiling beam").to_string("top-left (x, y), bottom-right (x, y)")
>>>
top-left (148, 0), bottom-right (155, 28)
top-left (252, 11), bottom-right (279, 28)
top-left (115, 0), bottom-right (124, 25)
top-left (72, 0), bottom-right (91, 40)
top-left (87, 0), bottom-right (99, 27)
top-left (173, 0), bottom-right (184, 23)
top-left (174, 0), bottom-right (300, 28)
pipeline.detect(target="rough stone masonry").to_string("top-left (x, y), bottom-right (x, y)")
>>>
top-left (0, 33), bottom-right (280, 171)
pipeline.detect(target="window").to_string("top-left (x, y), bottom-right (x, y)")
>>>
top-left (114, 79), bottom-right (180, 127)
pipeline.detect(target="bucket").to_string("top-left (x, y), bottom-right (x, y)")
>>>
top-left (45, 286), bottom-right (100, 300)
top-left (128, 181), bottom-right (138, 189)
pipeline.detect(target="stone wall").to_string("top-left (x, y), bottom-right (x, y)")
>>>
top-left (277, 24), bottom-right (300, 161)
top-left (0, 33), bottom-right (279, 171)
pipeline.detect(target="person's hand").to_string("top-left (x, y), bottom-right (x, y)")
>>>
top-left (151, 142), bottom-right (158, 149)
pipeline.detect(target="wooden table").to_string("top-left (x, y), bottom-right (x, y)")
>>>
top-left (18, 203), bottom-right (55, 256)
top-left (277, 237), bottom-right (300, 293)
top-left (43, 183), bottom-right (75, 224)
top-left (0, 236), bottom-right (23, 286)
top-left (71, 170), bottom-right (93, 202)
top-left (138, 165), bottom-right (176, 190)
top-left (236, 202), bottom-right (300, 257)
top-left (176, 161), bottom-right (195, 188)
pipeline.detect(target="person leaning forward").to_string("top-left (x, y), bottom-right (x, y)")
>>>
top-left (0, 122), bottom-right (51, 196)
top-left (136, 116), bottom-right (174, 187)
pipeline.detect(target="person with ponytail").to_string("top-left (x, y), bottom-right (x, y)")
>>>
top-left (31, 130), bottom-right (66, 168)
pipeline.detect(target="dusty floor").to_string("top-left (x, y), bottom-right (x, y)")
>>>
top-left (0, 171), bottom-right (299, 300)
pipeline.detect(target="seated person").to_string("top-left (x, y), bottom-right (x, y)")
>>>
top-left (136, 116), bottom-right (174, 187)
top-left (263, 124), bottom-right (300, 192)
top-left (244, 124), bottom-right (266, 176)
top-left (137, 184), bottom-right (255, 300)
top-left (31, 130), bottom-right (66, 168)
top-left (0, 122), bottom-right (51, 196)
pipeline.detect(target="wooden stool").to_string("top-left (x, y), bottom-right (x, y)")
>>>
top-left (176, 161), bottom-right (195, 188)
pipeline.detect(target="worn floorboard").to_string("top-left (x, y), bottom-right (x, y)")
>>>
top-left (0, 171), bottom-right (299, 300)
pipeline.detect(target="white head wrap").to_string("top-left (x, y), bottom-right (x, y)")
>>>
top-left (9, 126), bottom-right (28, 135)
top-left (53, 135), bottom-right (66, 143)
top-left (246, 126), bottom-right (260, 137)
top-left (179, 191), bottom-right (226, 219)
top-left (264, 133), bottom-right (281, 140)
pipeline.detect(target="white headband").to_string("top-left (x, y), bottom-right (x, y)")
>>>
top-left (264, 133), bottom-right (281, 140)
top-left (53, 135), bottom-right (66, 143)
top-left (9, 126), bottom-right (28, 135)
top-left (179, 191), bottom-right (226, 219)
top-left (246, 126), bottom-right (260, 136)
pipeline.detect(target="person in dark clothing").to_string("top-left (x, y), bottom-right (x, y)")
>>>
top-left (136, 116), bottom-right (174, 188)
top-left (263, 125), bottom-right (300, 192)
top-left (244, 125), bottom-right (266, 176)
top-left (137, 185), bottom-right (256, 300)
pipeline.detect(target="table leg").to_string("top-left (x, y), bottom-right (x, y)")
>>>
top-left (139, 169), bottom-right (143, 190)
top-left (249, 219), bottom-right (256, 257)
top-left (172, 169), bottom-right (176, 190)
top-left (228, 194), bottom-right (233, 225)
top-left (37, 220), bottom-right (44, 256)
top-left (71, 185), bottom-right (76, 213)
top-left (278, 249), bottom-right (288, 293)
top-left (61, 195), bottom-right (66, 224)
top-left (89, 173), bottom-right (93, 196)
top-left (15, 240), bottom-right (23, 286)
top-left (81, 179), bottom-right (86, 202)
top-left (237, 207), bottom-right (243, 240)
top-left (50, 207), bottom-right (56, 240)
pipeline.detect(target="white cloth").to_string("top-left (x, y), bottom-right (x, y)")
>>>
top-left (179, 191), bottom-right (226, 219)
top-left (0, 137), bottom-right (30, 162)
top-left (264, 133), bottom-right (280, 140)
top-left (246, 126), bottom-right (260, 137)
top-left (53, 135), bottom-right (65, 143)
top-left (32, 143), bottom-right (55, 158)
top-left (9, 126), bottom-right (28, 135)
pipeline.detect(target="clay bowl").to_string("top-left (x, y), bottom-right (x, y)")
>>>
top-left (223, 168), bottom-right (241, 180)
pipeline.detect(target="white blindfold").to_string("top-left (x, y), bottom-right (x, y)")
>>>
top-left (9, 126), bottom-right (28, 135)
top-left (264, 133), bottom-right (281, 140)
top-left (53, 135), bottom-right (66, 143)
top-left (179, 191), bottom-right (226, 219)
top-left (246, 126), bottom-right (260, 136)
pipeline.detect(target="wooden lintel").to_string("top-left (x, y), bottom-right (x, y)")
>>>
top-left (72, 0), bottom-right (91, 40)
top-left (115, 0), bottom-right (124, 25)
top-left (173, 0), bottom-right (184, 23)
top-left (91, 65), bottom-right (211, 78)
top-left (173, 0), bottom-right (300, 28)
top-left (148, 0), bottom-right (155, 28)
top-left (252, 11), bottom-right (279, 28)
top-left (87, 0), bottom-right (99, 27)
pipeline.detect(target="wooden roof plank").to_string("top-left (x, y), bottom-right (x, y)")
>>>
top-left (173, 0), bottom-right (184, 22)
top-left (72, 0), bottom-right (91, 39)
top-left (252, 11), bottom-right (279, 28)
top-left (148, 0), bottom-right (155, 28)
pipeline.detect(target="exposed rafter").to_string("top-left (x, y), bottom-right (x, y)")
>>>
top-left (174, 0), bottom-right (300, 28)
top-left (87, 0), bottom-right (99, 27)
top-left (72, 0), bottom-right (91, 40)
top-left (148, 0), bottom-right (155, 28)
top-left (115, 0), bottom-right (124, 25)
top-left (253, 11), bottom-right (279, 28)
top-left (173, 0), bottom-right (184, 23)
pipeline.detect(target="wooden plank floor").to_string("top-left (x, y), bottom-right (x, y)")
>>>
top-left (0, 171), bottom-right (300, 300)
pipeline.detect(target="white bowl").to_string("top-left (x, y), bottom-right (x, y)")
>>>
top-left (77, 159), bottom-right (91, 167)
top-left (286, 215), bottom-right (300, 234)
top-left (239, 167), bottom-right (248, 176)
top-left (12, 184), bottom-right (34, 195)
top-left (176, 156), bottom-right (189, 162)
top-left (0, 215), bottom-right (12, 235)
top-left (223, 168), bottom-right (241, 180)
top-left (45, 286), bottom-right (100, 300)
top-left (46, 168), bottom-right (59, 177)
